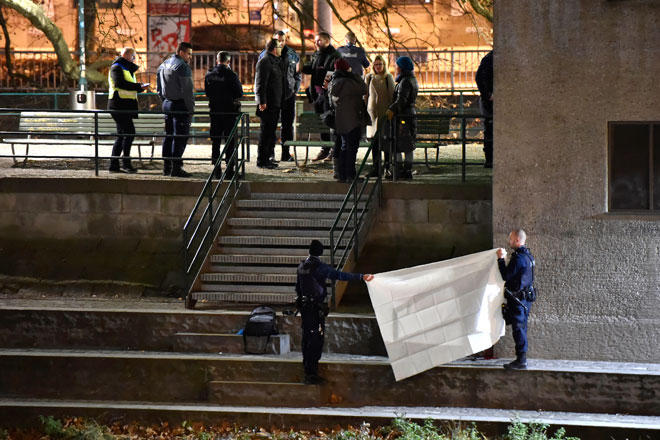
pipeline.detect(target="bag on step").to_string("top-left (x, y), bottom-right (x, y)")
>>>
top-left (243, 306), bottom-right (279, 354)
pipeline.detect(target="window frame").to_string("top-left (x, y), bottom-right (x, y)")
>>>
top-left (608, 121), bottom-right (659, 213)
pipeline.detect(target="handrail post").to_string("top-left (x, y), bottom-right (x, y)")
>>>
top-left (207, 183), bottom-right (214, 237)
top-left (461, 115), bottom-right (467, 183)
top-left (94, 111), bottom-right (99, 177)
top-left (330, 227), bottom-right (336, 311)
top-left (450, 51), bottom-right (455, 93)
top-left (353, 181), bottom-right (358, 260)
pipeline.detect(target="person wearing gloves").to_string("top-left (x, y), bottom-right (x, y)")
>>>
top-left (386, 56), bottom-right (418, 180)
top-left (296, 239), bottom-right (374, 385)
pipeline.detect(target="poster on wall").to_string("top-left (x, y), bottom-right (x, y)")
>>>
top-left (147, 0), bottom-right (191, 70)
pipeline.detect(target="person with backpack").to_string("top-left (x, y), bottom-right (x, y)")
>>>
top-left (295, 239), bottom-right (374, 385)
top-left (497, 229), bottom-right (536, 370)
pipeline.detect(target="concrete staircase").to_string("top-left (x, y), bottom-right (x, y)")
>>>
top-left (1, 301), bottom-right (660, 438)
top-left (189, 191), bottom-right (363, 306)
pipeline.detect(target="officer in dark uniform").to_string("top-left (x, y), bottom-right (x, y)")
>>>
top-left (204, 51), bottom-right (244, 180)
top-left (497, 228), bottom-right (536, 370)
top-left (295, 239), bottom-right (374, 385)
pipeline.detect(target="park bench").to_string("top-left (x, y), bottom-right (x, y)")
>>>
top-left (414, 113), bottom-right (451, 169)
top-left (284, 112), bottom-right (371, 167)
top-left (3, 111), bottom-right (162, 165)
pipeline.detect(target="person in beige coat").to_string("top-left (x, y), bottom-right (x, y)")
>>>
top-left (365, 55), bottom-right (395, 177)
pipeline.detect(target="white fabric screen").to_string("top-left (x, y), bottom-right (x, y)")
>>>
top-left (366, 249), bottom-right (505, 381)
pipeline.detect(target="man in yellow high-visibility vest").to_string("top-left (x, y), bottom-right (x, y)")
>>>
top-left (107, 47), bottom-right (149, 173)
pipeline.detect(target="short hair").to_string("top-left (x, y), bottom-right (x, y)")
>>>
top-left (316, 32), bottom-right (331, 42)
top-left (512, 229), bottom-right (527, 244)
top-left (273, 30), bottom-right (286, 38)
top-left (217, 51), bottom-right (231, 63)
top-left (120, 47), bottom-right (135, 57)
top-left (309, 239), bottom-right (324, 257)
top-left (265, 38), bottom-right (279, 53)
top-left (345, 31), bottom-right (356, 43)
top-left (176, 42), bottom-right (193, 53)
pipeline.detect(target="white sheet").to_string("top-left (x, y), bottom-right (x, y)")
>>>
top-left (366, 249), bottom-right (505, 381)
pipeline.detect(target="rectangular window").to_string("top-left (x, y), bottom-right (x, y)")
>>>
top-left (608, 122), bottom-right (660, 211)
top-left (98, 0), bottom-right (122, 8)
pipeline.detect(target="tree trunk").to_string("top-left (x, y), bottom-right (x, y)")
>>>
top-left (0, 0), bottom-right (79, 80)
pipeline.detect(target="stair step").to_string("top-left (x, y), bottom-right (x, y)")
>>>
top-left (228, 218), bottom-right (345, 229)
top-left (217, 247), bottom-right (310, 256)
top-left (198, 284), bottom-right (295, 293)
top-left (218, 236), bottom-right (350, 247)
top-left (226, 229), bottom-right (330, 238)
top-left (209, 380), bottom-right (321, 406)
top-left (251, 193), bottom-right (346, 201)
top-left (192, 291), bottom-right (296, 303)
top-left (234, 210), bottom-right (350, 219)
top-left (210, 254), bottom-right (304, 265)
top-left (174, 333), bottom-right (290, 355)
top-left (237, 200), bottom-right (359, 210)
top-left (200, 273), bottom-right (298, 284)
top-left (2, 399), bottom-right (659, 434)
top-left (208, 266), bottom-right (296, 274)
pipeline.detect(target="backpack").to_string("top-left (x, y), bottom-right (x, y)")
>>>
top-left (243, 306), bottom-right (279, 354)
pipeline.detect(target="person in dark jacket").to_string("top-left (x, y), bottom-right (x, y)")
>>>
top-left (302, 32), bottom-right (342, 162)
top-left (205, 51), bottom-right (244, 180)
top-left (497, 229), bottom-right (536, 370)
top-left (475, 50), bottom-right (493, 168)
top-left (296, 239), bottom-right (374, 385)
top-left (328, 58), bottom-right (369, 182)
top-left (336, 31), bottom-right (370, 78)
top-left (254, 38), bottom-right (285, 169)
top-left (386, 56), bottom-right (419, 180)
top-left (107, 47), bottom-right (148, 173)
top-left (259, 31), bottom-right (302, 162)
top-left (157, 42), bottom-right (195, 177)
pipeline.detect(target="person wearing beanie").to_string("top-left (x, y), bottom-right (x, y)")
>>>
top-left (386, 56), bottom-right (419, 180)
top-left (295, 239), bottom-right (374, 384)
top-left (328, 59), bottom-right (369, 182)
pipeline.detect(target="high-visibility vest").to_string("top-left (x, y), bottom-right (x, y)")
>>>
top-left (108, 63), bottom-right (138, 101)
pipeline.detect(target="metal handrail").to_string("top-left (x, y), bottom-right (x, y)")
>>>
top-left (329, 120), bottom-right (384, 309)
top-left (389, 110), bottom-right (490, 183)
top-left (0, 107), bottom-right (250, 175)
top-left (182, 112), bottom-right (249, 306)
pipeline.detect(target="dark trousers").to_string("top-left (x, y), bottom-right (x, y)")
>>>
top-left (508, 300), bottom-right (531, 355)
top-left (337, 126), bottom-right (361, 181)
top-left (210, 113), bottom-right (239, 175)
top-left (280, 95), bottom-right (296, 157)
top-left (257, 107), bottom-right (280, 166)
top-left (301, 305), bottom-right (325, 377)
top-left (162, 99), bottom-right (191, 171)
top-left (370, 135), bottom-right (390, 172)
top-left (110, 113), bottom-right (135, 169)
top-left (483, 116), bottom-right (493, 165)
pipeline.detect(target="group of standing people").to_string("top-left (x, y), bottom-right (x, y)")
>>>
top-left (107, 32), bottom-right (420, 180)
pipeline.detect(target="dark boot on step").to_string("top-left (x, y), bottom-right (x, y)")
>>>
top-left (504, 353), bottom-right (527, 370)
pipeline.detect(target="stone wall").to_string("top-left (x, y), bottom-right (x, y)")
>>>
top-left (0, 178), bottom-right (204, 295)
top-left (494, 1), bottom-right (660, 362)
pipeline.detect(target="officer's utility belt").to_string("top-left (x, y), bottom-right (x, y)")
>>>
top-left (508, 287), bottom-right (536, 302)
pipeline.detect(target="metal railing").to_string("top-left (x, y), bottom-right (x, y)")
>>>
top-left (182, 112), bottom-right (249, 308)
top-left (390, 109), bottom-right (490, 182)
top-left (0, 107), bottom-right (249, 175)
top-left (329, 122), bottom-right (384, 309)
top-left (0, 49), bottom-right (490, 92)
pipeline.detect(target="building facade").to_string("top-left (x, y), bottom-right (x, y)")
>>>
top-left (493, 0), bottom-right (660, 362)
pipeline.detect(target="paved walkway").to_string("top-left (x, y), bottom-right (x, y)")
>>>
top-left (0, 141), bottom-right (491, 184)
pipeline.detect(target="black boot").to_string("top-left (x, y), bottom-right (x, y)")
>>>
top-left (403, 162), bottom-right (413, 180)
top-left (163, 160), bottom-right (172, 176)
top-left (504, 353), bottom-right (527, 370)
top-left (171, 161), bottom-right (192, 178)
top-left (122, 159), bottom-right (138, 174)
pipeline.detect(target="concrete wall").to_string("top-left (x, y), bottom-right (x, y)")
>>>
top-left (494, 1), bottom-right (660, 362)
top-left (0, 178), bottom-right (204, 295)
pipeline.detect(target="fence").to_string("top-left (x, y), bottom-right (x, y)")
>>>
top-left (0, 49), bottom-right (490, 92)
